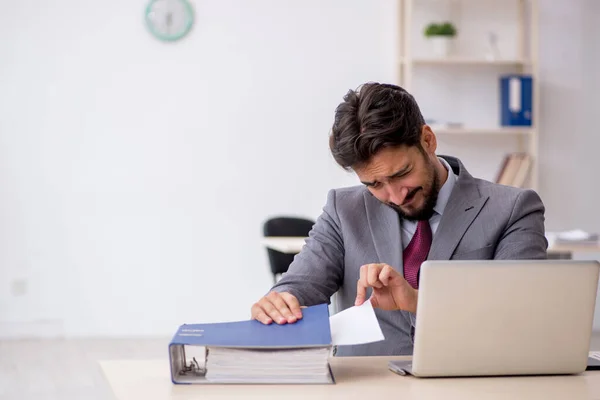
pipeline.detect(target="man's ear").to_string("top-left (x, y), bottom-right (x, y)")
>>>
top-left (421, 125), bottom-right (437, 153)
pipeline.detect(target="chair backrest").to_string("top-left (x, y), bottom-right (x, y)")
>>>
top-left (263, 216), bottom-right (315, 279)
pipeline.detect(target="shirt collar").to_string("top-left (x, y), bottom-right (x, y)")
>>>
top-left (433, 156), bottom-right (456, 216)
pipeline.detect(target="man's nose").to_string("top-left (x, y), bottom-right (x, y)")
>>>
top-left (386, 183), bottom-right (409, 206)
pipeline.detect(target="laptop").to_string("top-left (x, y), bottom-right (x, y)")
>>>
top-left (389, 260), bottom-right (600, 378)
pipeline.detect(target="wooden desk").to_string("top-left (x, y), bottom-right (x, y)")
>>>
top-left (547, 243), bottom-right (600, 255)
top-left (263, 236), bottom-right (600, 257)
top-left (100, 357), bottom-right (600, 400)
top-left (261, 236), bottom-right (307, 253)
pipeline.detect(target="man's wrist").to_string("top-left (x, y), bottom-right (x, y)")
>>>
top-left (409, 289), bottom-right (418, 313)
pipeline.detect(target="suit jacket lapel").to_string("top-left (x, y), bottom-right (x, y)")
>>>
top-left (364, 191), bottom-right (404, 275)
top-left (429, 156), bottom-right (489, 260)
top-left (428, 193), bottom-right (488, 260)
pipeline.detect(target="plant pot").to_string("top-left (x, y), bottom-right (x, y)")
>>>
top-left (429, 36), bottom-right (454, 58)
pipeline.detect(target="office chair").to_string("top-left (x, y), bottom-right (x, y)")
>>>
top-left (263, 216), bottom-right (315, 284)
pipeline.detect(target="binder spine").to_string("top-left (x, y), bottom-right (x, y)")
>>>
top-left (500, 75), bottom-right (533, 127)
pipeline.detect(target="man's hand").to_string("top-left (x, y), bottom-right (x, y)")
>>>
top-left (355, 263), bottom-right (418, 313)
top-left (251, 291), bottom-right (303, 325)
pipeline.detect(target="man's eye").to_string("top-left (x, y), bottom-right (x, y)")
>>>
top-left (393, 170), bottom-right (411, 180)
top-left (371, 182), bottom-right (382, 189)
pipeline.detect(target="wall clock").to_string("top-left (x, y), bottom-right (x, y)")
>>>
top-left (145, 0), bottom-right (194, 42)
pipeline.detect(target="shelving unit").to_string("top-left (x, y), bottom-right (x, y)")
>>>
top-left (397, 0), bottom-right (539, 190)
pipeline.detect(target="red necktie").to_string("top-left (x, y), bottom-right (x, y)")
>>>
top-left (403, 220), bottom-right (432, 289)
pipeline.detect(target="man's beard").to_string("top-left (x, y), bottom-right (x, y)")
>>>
top-left (389, 166), bottom-right (441, 221)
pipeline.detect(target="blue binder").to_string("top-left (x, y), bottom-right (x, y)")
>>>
top-left (500, 75), bottom-right (533, 126)
top-left (168, 303), bottom-right (334, 384)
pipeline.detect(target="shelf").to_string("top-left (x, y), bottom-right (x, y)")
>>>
top-left (431, 127), bottom-right (533, 135)
top-left (401, 58), bottom-right (531, 66)
top-left (397, 0), bottom-right (539, 189)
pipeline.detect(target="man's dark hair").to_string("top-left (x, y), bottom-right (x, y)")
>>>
top-left (329, 82), bottom-right (426, 170)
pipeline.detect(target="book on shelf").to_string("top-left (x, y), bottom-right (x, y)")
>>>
top-left (500, 75), bottom-right (533, 127)
top-left (168, 303), bottom-right (334, 384)
top-left (495, 152), bottom-right (532, 188)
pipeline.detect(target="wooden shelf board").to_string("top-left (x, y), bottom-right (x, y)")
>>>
top-left (401, 58), bottom-right (531, 66)
top-left (432, 127), bottom-right (533, 135)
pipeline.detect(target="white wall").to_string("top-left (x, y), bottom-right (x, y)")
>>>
top-left (0, 0), bottom-right (598, 337)
top-left (538, 0), bottom-right (600, 328)
top-left (0, 0), bottom-right (397, 337)
top-left (538, 0), bottom-right (596, 233)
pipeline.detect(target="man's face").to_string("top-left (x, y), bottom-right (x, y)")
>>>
top-left (355, 144), bottom-right (441, 221)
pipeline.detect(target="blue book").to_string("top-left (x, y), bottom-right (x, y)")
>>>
top-left (168, 303), bottom-right (334, 384)
top-left (170, 303), bottom-right (331, 348)
top-left (500, 75), bottom-right (533, 126)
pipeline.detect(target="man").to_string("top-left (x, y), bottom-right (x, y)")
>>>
top-left (251, 82), bottom-right (547, 356)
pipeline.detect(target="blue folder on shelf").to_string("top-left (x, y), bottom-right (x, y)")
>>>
top-left (500, 74), bottom-right (533, 126)
top-left (168, 303), bottom-right (335, 384)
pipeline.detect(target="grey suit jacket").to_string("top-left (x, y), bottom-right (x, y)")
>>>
top-left (271, 156), bottom-right (547, 356)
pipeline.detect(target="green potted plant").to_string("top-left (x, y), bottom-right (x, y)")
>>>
top-left (424, 21), bottom-right (457, 57)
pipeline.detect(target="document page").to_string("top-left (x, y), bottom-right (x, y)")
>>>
top-left (329, 299), bottom-right (385, 346)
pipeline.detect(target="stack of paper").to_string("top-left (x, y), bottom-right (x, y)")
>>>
top-left (205, 347), bottom-right (332, 383)
top-left (546, 230), bottom-right (599, 249)
top-left (555, 230), bottom-right (598, 244)
top-left (169, 300), bottom-right (385, 384)
top-left (169, 303), bottom-right (335, 384)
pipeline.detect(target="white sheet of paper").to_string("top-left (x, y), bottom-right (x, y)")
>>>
top-left (329, 299), bottom-right (385, 346)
